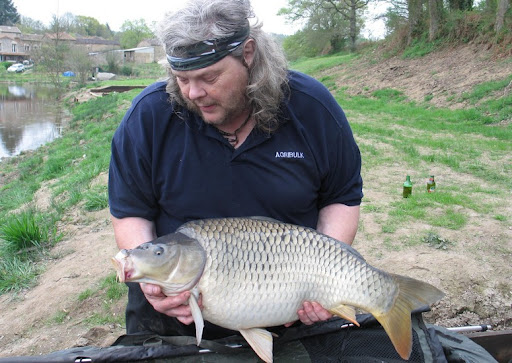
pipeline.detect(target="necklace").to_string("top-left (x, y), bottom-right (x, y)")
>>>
top-left (216, 112), bottom-right (252, 147)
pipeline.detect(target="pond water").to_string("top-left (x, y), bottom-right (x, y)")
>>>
top-left (0, 83), bottom-right (66, 159)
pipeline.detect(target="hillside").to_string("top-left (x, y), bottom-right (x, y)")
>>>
top-left (0, 43), bottom-right (511, 359)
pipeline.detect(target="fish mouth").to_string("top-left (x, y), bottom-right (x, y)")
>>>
top-left (111, 250), bottom-right (137, 283)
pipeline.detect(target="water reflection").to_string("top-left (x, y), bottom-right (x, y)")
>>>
top-left (0, 84), bottom-right (64, 159)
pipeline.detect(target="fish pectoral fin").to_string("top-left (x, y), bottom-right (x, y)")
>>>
top-left (188, 292), bottom-right (204, 346)
top-left (239, 328), bottom-right (273, 363)
top-left (328, 304), bottom-right (360, 327)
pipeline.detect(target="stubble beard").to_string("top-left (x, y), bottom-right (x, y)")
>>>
top-left (182, 90), bottom-right (249, 128)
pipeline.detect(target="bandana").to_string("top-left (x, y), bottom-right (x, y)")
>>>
top-left (167, 25), bottom-right (250, 71)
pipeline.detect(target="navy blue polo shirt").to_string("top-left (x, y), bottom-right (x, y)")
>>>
top-left (109, 71), bottom-right (362, 237)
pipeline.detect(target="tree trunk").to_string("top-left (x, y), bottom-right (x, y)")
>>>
top-left (349, 0), bottom-right (358, 52)
top-left (495, 0), bottom-right (509, 33)
top-left (408, 0), bottom-right (424, 45)
top-left (429, 0), bottom-right (442, 41)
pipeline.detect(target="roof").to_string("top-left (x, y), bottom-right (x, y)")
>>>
top-left (44, 32), bottom-right (76, 41)
top-left (0, 26), bottom-right (21, 34)
top-left (74, 36), bottom-right (120, 46)
top-left (137, 38), bottom-right (162, 47)
top-left (21, 34), bottom-right (44, 42)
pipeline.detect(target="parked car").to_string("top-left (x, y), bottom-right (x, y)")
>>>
top-left (7, 63), bottom-right (25, 73)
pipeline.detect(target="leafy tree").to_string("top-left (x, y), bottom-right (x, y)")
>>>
top-left (34, 15), bottom-right (69, 89)
top-left (0, 0), bottom-right (20, 25)
top-left (66, 46), bottom-right (93, 85)
top-left (17, 16), bottom-right (47, 34)
top-left (119, 19), bottom-right (153, 49)
top-left (282, 7), bottom-right (352, 59)
top-left (75, 15), bottom-right (113, 38)
top-left (280, 0), bottom-right (370, 52)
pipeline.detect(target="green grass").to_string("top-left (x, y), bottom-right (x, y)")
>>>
top-left (76, 274), bottom-right (127, 326)
top-left (290, 53), bottom-right (357, 76)
top-left (0, 257), bottom-right (39, 293)
top-left (0, 210), bottom-right (58, 258)
top-left (287, 54), bottom-right (512, 238)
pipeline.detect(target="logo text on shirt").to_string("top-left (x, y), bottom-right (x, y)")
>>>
top-left (275, 151), bottom-right (304, 159)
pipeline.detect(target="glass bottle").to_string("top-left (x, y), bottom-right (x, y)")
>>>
top-left (427, 175), bottom-right (436, 193)
top-left (403, 175), bottom-right (412, 198)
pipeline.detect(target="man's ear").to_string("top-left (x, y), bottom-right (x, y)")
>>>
top-left (242, 39), bottom-right (256, 68)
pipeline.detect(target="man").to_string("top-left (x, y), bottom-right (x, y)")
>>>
top-left (108, 0), bottom-right (363, 339)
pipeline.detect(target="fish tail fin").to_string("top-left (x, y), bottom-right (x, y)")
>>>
top-left (373, 274), bottom-right (444, 360)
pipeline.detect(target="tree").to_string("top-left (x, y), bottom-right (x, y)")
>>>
top-left (66, 46), bottom-right (93, 85)
top-left (34, 15), bottom-right (69, 89)
top-left (17, 16), bottom-right (47, 34)
top-left (119, 19), bottom-right (153, 49)
top-left (75, 15), bottom-right (113, 38)
top-left (280, 0), bottom-right (369, 52)
top-left (0, 0), bottom-right (20, 25)
top-left (495, 0), bottom-right (509, 33)
top-left (407, 0), bottom-right (424, 44)
top-left (428, 0), bottom-right (443, 41)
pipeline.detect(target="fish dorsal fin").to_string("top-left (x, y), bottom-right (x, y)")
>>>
top-left (328, 304), bottom-right (360, 327)
top-left (188, 288), bottom-right (204, 346)
top-left (239, 327), bottom-right (273, 363)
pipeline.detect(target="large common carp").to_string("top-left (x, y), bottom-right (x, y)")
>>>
top-left (112, 217), bottom-right (444, 362)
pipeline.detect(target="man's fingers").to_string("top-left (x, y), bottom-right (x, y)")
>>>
top-left (297, 301), bottom-right (333, 325)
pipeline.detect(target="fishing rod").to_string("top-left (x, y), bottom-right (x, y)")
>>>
top-left (447, 325), bottom-right (492, 333)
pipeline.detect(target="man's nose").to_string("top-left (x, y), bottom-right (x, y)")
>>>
top-left (187, 81), bottom-right (206, 100)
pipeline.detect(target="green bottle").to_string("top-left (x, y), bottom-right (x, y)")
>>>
top-left (427, 175), bottom-right (436, 193)
top-left (403, 175), bottom-right (412, 198)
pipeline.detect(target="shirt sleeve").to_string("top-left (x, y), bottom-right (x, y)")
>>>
top-left (312, 83), bottom-right (363, 208)
top-left (318, 118), bottom-right (363, 208)
top-left (108, 99), bottom-right (159, 221)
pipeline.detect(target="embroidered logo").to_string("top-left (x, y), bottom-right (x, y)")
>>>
top-left (275, 151), bottom-right (305, 159)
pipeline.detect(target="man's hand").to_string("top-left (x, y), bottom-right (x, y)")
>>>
top-left (140, 283), bottom-right (201, 325)
top-left (285, 301), bottom-right (333, 327)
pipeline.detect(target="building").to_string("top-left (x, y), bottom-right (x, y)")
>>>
top-left (0, 26), bottom-right (29, 62)
top-left (0, 26), bottom-right (121, 64)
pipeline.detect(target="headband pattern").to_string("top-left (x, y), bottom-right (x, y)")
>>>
top-left (167, 25), bottom-right (250, 71)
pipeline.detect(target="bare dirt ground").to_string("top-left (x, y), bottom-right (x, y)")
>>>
top-left (0, 43), bottom-right (511, 359)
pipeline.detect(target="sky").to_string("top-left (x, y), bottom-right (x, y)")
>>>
top-left (12, 0), bottom-right (299, 35)
top-left (12, 0), bottom-right (386, 39)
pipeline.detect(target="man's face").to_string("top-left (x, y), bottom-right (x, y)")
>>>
top-left (172, 55), bottom-right (249, 127)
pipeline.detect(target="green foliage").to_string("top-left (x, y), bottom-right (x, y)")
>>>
top-left (422, 232), bottom-right (454, 250)
top-left (402, 37), bottom-right (442, 58)
top-left (0, 0), bottom-right (20, 25)
top-left (120, 19), bottom-right (154, 49)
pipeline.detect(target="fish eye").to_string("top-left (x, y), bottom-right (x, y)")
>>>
top-left (154, 246), bottom-right (164, 256)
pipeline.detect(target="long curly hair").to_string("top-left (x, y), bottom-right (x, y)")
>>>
top-left (156, 0), bottom-right (289, 133)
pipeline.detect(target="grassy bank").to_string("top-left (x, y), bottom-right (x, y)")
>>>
top-left (0, 52), bottom-right (511, 311)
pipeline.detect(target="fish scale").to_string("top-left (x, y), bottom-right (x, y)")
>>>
top-left (112, 216), bottom-right (444, 362)
top-left (177, 218), bottom-right (396, 329)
